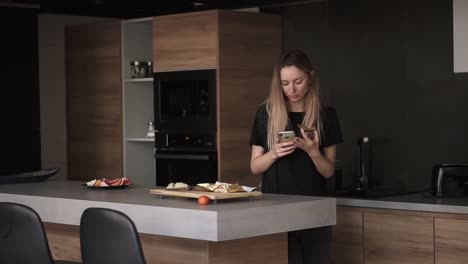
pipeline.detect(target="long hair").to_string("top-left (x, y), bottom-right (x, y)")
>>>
top-left (265, 49), bottom-right (323, 150)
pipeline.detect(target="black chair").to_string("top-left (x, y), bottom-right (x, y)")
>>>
top-left (0, 202), bottom-right (79, 264)
top-left (80, 208), bottom-right (146, 264)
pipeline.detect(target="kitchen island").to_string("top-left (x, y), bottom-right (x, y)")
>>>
top-left (331, 193), bottom-right (468, 264)
top-left (0, 180), bottom-right (336, 263)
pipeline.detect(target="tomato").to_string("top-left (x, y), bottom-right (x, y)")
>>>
top-left (198, 195), bottom-right (210, 205)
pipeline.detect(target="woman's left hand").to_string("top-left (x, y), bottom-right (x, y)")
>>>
top-left (294, 129), bottom-right (321, 158)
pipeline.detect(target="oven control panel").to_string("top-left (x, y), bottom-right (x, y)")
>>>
top-left (155, 133), bottom-right (216, 150)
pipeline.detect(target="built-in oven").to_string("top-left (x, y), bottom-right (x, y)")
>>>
top-left (153, 69), bottom-right (216, 133)
top-left (154, 132), bottom-right (218, 187)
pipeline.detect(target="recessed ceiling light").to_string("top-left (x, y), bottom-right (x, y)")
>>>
top-left (193, 2), bottom-right (205, 7)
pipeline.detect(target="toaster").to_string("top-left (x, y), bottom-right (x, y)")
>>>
top-left (432, 164), bottom-right (468, 197)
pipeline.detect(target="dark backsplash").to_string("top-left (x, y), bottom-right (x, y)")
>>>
top-left (262, 0), bottom-right (468, 191)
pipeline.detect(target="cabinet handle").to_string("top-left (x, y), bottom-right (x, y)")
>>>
top-left (154, 154), bottom-right (210, 160)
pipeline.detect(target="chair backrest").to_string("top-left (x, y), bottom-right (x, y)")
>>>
top-left (0, 202), bottom-right (55, 264)
top-left (80, 208), bottom-right (146, 264)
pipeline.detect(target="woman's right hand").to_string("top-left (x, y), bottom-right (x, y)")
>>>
top-left (270, 137), bottom-right (296, 160)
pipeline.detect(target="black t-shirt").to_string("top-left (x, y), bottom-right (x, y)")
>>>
top-left (249, 104), bottom-right (343, 196)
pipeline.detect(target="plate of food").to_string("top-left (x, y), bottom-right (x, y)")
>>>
top-left (83, 177), bottom-right (132, 189)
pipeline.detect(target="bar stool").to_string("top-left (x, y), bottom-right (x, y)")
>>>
top-left (0, 202), bottom-right (79, 264)
top-left (80, 208), bottom-right (146, 264)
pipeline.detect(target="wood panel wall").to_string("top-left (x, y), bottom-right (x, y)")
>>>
top-left (217, 10), bottom-right (282, 186)
top-left (65, 21), bottom-right (122, 181)
top-left (152, 10), bottom-right (218, 72)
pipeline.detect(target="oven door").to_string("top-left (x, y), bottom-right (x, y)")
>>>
top-left (155, 149), bottom-right (218, 187)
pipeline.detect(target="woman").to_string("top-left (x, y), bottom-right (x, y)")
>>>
top-left (249, 49), bottom-right (343, 264)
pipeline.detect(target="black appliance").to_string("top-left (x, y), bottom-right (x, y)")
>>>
top-left (432, 164), bottom-right (468, 197)
top-left (154, 132), bottom-right (218, 187)
top-left (153, 69), bottom-right (216, 133)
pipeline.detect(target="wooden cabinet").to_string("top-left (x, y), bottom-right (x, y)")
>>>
top-left (152, 10), bottom-right (282, 186)
top-left (364, 212), bottom-right (434, 264)
top-left (331, 208), bottom-right (364, 264)
top-left (333, 206), bottom-right (468, 264)
top-left (435, 218), bottom-right (468, 264)
top-left (153, 11), bottom-right (218, 71)
top-left (65, 21), bottom-right (122, 181)
top-left (217, 10), bottom-right (281, 185)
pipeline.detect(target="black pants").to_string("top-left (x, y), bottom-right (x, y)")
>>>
top-left (288, 226), bottom-right (332, 264)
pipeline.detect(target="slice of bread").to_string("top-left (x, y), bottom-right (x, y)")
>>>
top-left (166, 182), bottom-right (189, 190)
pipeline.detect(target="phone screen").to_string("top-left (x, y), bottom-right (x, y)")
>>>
top-left (278, 131), bottom-right (295, 143)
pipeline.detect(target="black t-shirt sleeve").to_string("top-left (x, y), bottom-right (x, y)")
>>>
top-left (320, 107), bottom-right (344, 148)
top-left (249, 104), bottom-right (267, 149)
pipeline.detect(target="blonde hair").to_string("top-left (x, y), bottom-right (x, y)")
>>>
top-left (265, 50), bottom-right (323, 150)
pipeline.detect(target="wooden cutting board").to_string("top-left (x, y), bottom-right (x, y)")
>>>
top-left (150, 189), bottom-right (262, 200)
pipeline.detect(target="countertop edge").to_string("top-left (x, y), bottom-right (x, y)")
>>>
top-left (337, 197), bottom-right (468, 215)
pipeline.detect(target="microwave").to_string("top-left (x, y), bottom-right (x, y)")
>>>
top-left (153, 69), bottom-right (216, 133)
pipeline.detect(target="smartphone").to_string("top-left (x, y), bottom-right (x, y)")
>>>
top-left (297, 124), bottom-right (316, 140)
top-left (278, 131), bottom-right (296, 143)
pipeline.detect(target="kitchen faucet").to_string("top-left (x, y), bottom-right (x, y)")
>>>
top-left (356, 136), bottom-right (370, 191)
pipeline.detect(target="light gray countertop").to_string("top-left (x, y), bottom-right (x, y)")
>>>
top-left (336, 193), bottom-right (468, 214)
top-left (0, 180), bottom-right (336, 242)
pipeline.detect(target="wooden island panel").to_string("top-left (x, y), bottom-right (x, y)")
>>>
top-left (44, 223), bottom-right (287, 264)
top-left (45, 223), bottom-right (81, 263)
